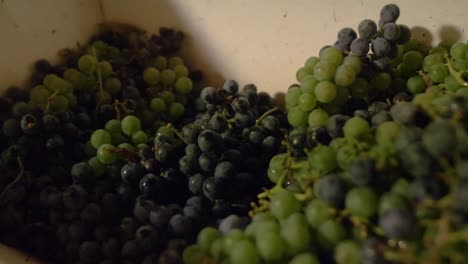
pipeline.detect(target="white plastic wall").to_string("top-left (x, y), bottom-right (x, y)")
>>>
top-left (0, 0), bottom-right (467, 262)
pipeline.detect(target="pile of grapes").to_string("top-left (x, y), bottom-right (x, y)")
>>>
top-left (0, 3), bottom-right (467, 264)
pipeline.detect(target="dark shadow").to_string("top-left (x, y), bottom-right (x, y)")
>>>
top-left (411, 26), bottom-right (433, 49)
top-left (438, 24), bottom-right (463, 44)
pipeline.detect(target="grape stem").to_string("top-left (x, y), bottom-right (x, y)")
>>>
top-left (255, 107), bottom-right (279, 126)
top-left (92, 47), bottom-right (106, 104)
top-left (0, 157), bottom-right (24, 205)
top-left (444, 53), bottom-right (468, 87)
top-left (44, 89), bottom-right (62, 114)
top-left (166, 123), bottom-right (189, 145)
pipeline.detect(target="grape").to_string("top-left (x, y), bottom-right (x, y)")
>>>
top-left (286, 86), bottom-right (303, 108)
top-left (450, 42), bottom-right (468, 60)
top-left (143, 67), bottom-right (160, 85)
top-left (379, 208), bottom-right (414, 240)
top-left (256, 231), bottom-right (285, 262)
top-left (197, 227), bottom-right (220, 253)
top-left (169, 102), bottom-right (185, 119)
top-left (121, 115), bottom-right (141, 136)
top-left (370, 72), bottom-right (391, 92)
top-left (422, 120), bottom-right (457, 157)
top-left (444, 75), bottom-right (460, 92)
top-left (296, 66), bottom-right (312, 82)
top-left (78, 55), bottom-right (97, 74)
top-left (358, 19), bottom-right (377, 40)
top-left (97, 144), bottom-right (117, 164)
top-left (308, 146), bottom-right (337, 174)
top-left (316, 174), bottom-right (345, 207)
top-left (342, 56), bottom-right (362, 74)
top-left (281, 214), bottom-right (311, 256)
top-left (30, 85), bottom-right (51, 104)
top-left (314, 62), bottom-right (337, 81)
top-left (300, 76), bottom-right (318, 94)
top-left (423, 53), bottom-right (444, 72)
top-left (229, 240), bottom-right (260, 264)
top-left (428, 64), bottom-right (448, 83)
top-left (289, 253), bottom-right (320, 264)
top-left (379, 192), bottom-right (408, 215)
top-left (345, 187), bottom-right (378, 218)
top-left (298, 93), bottom-right (317, 111)
top-left (382, 22), bottom-right (400, 41)
top-left (403, 51), bottom-right (423, 71)
top-left (406, 75), bottom-right (426, 94)
top-left (173, 64), bottom-right (189, 77)
top-left (90, 129), bottom-right (112, 149)
top-left (349, 78), bottom-right (370, 99)
top-left (371, 38), bottom-right (391, 57)
top-left (288, 106), bottom-right (308, 127)
top-left (376, 121), bottom-right (400, 144)
top-left (175, 77), bottom-right (193, 94)
top-left (308, 108), bottom-right (329, 128)
top-left (349, 158), bottom-right (375, 186)
top-left (270, 190), bottom-right (301, 220)
top-left (380, 3), bottom-right (400, 24)
top-left (318, 219), bottom-right (346, 249)
top-left (350, 38), bottom-right (369, 57)
top-left (337, 28), bottom-right (357, 45)
top-left (305, 199), bottom-right (334, 228)
top-left (88, 156), bottom-right (106, 178)
top-left (334, 240), bottom-right (362, 264)
top-left (150, 97), bottom-right (167, 113)
top-left (314, 81), bottom-right (337, 103)
top-left (335, 64), bottom-right (356, 87)
top-left (320, 47), bottom-right (344, 66)
top-left (169, 56), bottom-right (184, 68)
top-left (131, 131), bottom-right (148, 145)
top-left (343, 117), bottom-right (370, 140)
top-left (161, 69), bottom-right (177, 86)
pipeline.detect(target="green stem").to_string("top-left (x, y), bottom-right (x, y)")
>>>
top-left (444, 53), bottom-right (468, 87)
top-left (166, 123), bottom-right (189, 145)
top-left (0, 157), bottom-right (24, 205)
top-left (92, 47), bottom-right (105, 104)
top-left (255, 107), bottom-right (279, 126)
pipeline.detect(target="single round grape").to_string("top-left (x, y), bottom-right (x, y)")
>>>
top-left (343, 116), bottom-right (370, 140)
top-left (308, 108), bottom-right (329, 128)
top-left (335, 64), bottom-right (356, 87)
top-left (422, 120), bottom-right (457, 158)
top-left (288, 106), bottom-right (308, 127)
top-left (314, 62), bottom-right (337, 81)
top-left (342, 55), bottom-right (362, 74)
top-left (256, 231), bottom-right (285, 262)
top-left (49, 77), bottom-right (72, 92)
top-left (121, 115), bottom-right (141, 136)
top-left (30, 86), bottom-right (51, 104)
top-left (345, 187), bottom-right (378, 218)
top-left (118, 143), bottom-right (134, 152)
top-left (270, 190), bottom-right (301, 220)
top-left (423, 53), bottom-right (444, 72)
top-left (406, 75), bottom-right (426, 94)
top-left (308, 145), bottom-right (337, 174)
top-left (143, 67), bottom-right (161, 85)
top-left (97, 144), bottom-right (117, 164)
top-left (334, 240), bottom-right (362, 264)
top-left (91, 129), bottom-right (112, 149)
top-left (168, 56), bottom-right (184, 68)
top-left (305, 199), bottom-right (334, 228)
top-left (161, 69), bottom-right (177, 86)
top-left (173, 64), bottom-right (189, 77)
top-left (281, 215), bottom-right (311, 256)
top-left (382, 22), bottom-right (400, 41)
top-left (370, 72), bottom-right (391, 92)
top-left (450, 42), bottom-right (468, 60)
top-left (376, 121), bottom-right (400, 144)
top-left (379, 192), bottom-right (408, 216)
top-left (349, 78), bottom-right (370, 99)
top-left (300, 75), bottom-right (318, 94)
top-left (105, 119), bottom-right (121, 133)
top-left (152, 56), bottom-right (168, 70)
top-left (49, 95), bottom-right (69, 112)
top-left (229, 240), bottom-right (260, 264)
top-left (132, 131), bottom-right (148, 145)
top-left (305, 56), bottom-right (320, 68)
top-left (337, 27), bottom-right (357, 45)
top-left (289, 253), bottom-right (320, 264)
top-left (169, 102), bottom-right (185, 119)
top-left (371, 38), bottom-right (391, 57)
top-left (286, 86), bottom-right (303, 108)
top-left (78, 55), bottom-right (97, 74)
top-left (175, 77), bottom-right (193, 95)
top-left (296, 66), bottom-right (313, 82)
top-left (104, 77), bottom-right (122, 95)
top-left (444, 75), bottom-right (460, 92)
top-left (320, 47), bottom-right (344, 66)
top-left (88, 156), bottom-right (106, 177)
top-left (298, 93), bottom-right (317, 111)
top-left (403, 51), bottom-right (423, 71)
top-left (380, 3), bottom-right (400, 24)
top-left (314, 81), bottom-right (337, 103)
top-left (197, 227), bottom-right (220, 253)
top-left (150, 97), bottom-right (166, 113)
top-left (379, 208), bottom-right (414, 240)
top-left (358, 19), bottom-right (377, 40)
top-left (428, 64), bottom-right (449, 83)
top-left (318, 219), bottom-right (346, 249)
top-left (350, 38), bottom-right (369, 57)
top-left (396, 24), bottom-right (411, 44)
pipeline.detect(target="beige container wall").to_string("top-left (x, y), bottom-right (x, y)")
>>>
top-left (0, 0), bottom-right (468, 262)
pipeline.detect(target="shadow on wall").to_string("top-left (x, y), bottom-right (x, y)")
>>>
top-left (410, 24), bottom-right (464, 49)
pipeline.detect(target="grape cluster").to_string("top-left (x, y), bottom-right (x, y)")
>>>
top-left (185, 4), bottom-right (468, 264)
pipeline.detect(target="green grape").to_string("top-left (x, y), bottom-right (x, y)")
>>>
top-left (96, 144), bottom-right (117, 164)
top-left (270, 190), bottom-right (301, 220)
top-left (88, 156), bottom-right (105, 178)
top-left (175, 76), bottom-right (193, 94)
top-left (305, 56), bottom-right (320, 68)
top-left (422, 120), bottom-right (457, 157)
top-left (223, 229), bottom-right (247, 250)
top-left (64, 93), bottom-right (77, 108)
top-left (320, 47), bottom-right (343, 66)
top-left (104, 78), bottom-right (122, 95)
top-left (98, 61), bottom-right (113, 77)
top-left (256, 231), bottom-right (285, 262)
top-left (379, 192), bottom-right (408, 216)
top-left (30, 85), bottom-right (51, 104)
top-left (105, 119), bottom-right (121, 133)
top-left (210, 238), bottom-right (224, 261)
top-left (456, 87), bottom-right (468, 96)
top-left (43, 74), bottom-right (59, 88)
top-left (160, 90), bottom-right (176, 104)
top-left (183, 245), bottom-right (206, 264)
top-left (428, 64), bottom-right (449, 83)
top-left (252, 212), bottom-right (276, 223)
top-left (412, 93), bottom-right (432, 109)
top-left (49, 95), bottom-right (69, 112)
top-left (91, 129), bottom-right (112, 149)
top-left (281, 214), bottom-right (311, 256)
top-left (109, 132), bottom-right (127, 147)
top-left (305, 199), bottom-right (334, 228)
top-left (308, 108), bottom-right (329, 128)
top-left (253, 220), bottom-right (280, 239)
top-left (289, 253), bottom-right (320, 264)
top-left (96, 91), bottom-right (112, 104)
top-left (345, 187), bottom-right (378, 218)
top-left (83, 141), bottom-right (95, 157)
top-left (391, 178), bottom-right (410, 198)
top-left (422, 53), bottom-right (443, 72)
top-left (349, 78), bottom-right (370, 99)
top-left (286, 86), bottom-right (303, 108)
top-left (403, 51), bottom-right (423, 71)
top-left (296, 66), bottom-right (312, 82)
top-left (173, 64), bottom-right (189, 77)
top-left (370, 72), bottom-right (391, 92)
top-left (453, 59), bottom-right (467, 71)
top-left (197, 227), bottom-right (221, 253)
top-left (342, 55), bottom-right (362, 74)
top-left (314, 81), bottom-right (337, 103)
top-left (143, 67), bottom-right (160, 85)
top-left (376, 121), bottom-right (400, 145)
top-left (169, 102), bottom-right (185, 119)
top-left (131, 131), bottom-right (148, 145)
top-left (300, 75), bottom-right (318, 94)
top-left (450, 42), bottom-right (468, 60)
top-left (317, 219), bottom-right (346, 249)
top-left (118, 143), bottom-right (134, 152)
top-left (229, 240), bottom-right (260, 264)
top-left (288, 106), bottom-right (308, 127)
top-left (314, 62), bottom-right (337, 81)
top-left (298, 93), bottom-right (317, 111)
top-left (334, 64), bottom-right (356, 87)
top-left (63, 68), bottom-right (80, 82)
top-left (150, 97), bottom-right (167, 113)
top-left (396, 62), bottom-right (413, 77)
top-left (157, 126), bottom-right (175, 139)
top-left (407, 75), bottom-right (426, 94)
top-left (161, 69), bottom-right (177, 86)
top-left (78, 54), bottom-right (97, 74)
top-left (168, 56), bottom-right (184, 68)
top-left (429, 46), bottom-right (447, 54)
top-left (308, 145), bottom-right (337, 173)
top-left (334, 240), bottom-right (362, 264)
top-left (152, 56), bottom-right (168, 70)
top-left (121, 115), bottom-right (141, 136)
top-left (343, 117), bottom-right (370, 140)
top-left (50, 78), bottom-right (72, 92)
top-left (268, 166), bottom-right (283, 183)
